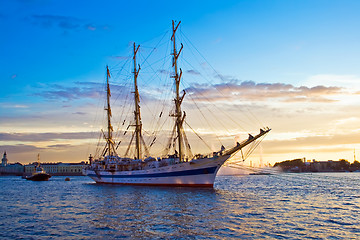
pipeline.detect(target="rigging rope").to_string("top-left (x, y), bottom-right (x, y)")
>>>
top-left (184, 120), bottom-right (212, 151)
top-left (180, 30), bottom-right (265, 130)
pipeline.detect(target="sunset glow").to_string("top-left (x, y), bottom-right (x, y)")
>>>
top-left (1, 0), bottom-right (360, 166)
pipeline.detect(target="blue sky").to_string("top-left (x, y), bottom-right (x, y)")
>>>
top-left (3, 0), bottom-right (359, 89)
top-left (1, 0), bottom-right (360, 165)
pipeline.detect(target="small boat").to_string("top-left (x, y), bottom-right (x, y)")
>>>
top-left (26, 164), bottom-right (51, 181)
top-left (25, 154), bottom-right (51, 181)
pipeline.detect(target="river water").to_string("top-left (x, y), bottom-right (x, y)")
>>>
top-left (0, 173), bottom-right (359, 239)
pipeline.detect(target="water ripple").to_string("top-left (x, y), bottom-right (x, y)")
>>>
top-left (0, 173), bottom-right (360, 239)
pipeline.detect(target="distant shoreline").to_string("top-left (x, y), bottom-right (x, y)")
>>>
top-left (0, 172), bottom-right (85, 177)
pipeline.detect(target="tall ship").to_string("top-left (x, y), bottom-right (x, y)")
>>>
top-left (83, 21), bottom-right (270, 187)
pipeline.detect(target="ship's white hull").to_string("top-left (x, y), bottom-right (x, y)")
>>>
top-left (84, 155), bottom-right (231, 187)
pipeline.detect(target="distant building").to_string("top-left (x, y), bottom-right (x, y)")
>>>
top-left (0, 152), bottom-right (24, 175)
top-left (1, 151), bottom-right (8, 166)
top-left (0, 151), bottom-right (87, 176)
top-left (24, 162), bottom-right (87, 176)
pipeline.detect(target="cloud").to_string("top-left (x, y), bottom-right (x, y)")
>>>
top-left (200, 62), bottom-right (208, 68)
top-left (14, 104), bottom-right (28, 108)
top-left (186, 70), bottom-right (201, 75)
top-left (185, 80), bottom-right (344, 103)
top-left (0, 144), bottom-right (43, 154)
top-left (34, 81), bottom-right (128, 101)
top-left (303, 74), bottom-right (360, 90)
top-left (85, 24), bottom-right (96, 31)
top-left (1, 104), bottom-right (29, 109)
top-left (214, 73), bottom-right (239, 82)
top-left (28, 14), bottom-right (109, 33)
top-left (334, 117), bottom-right (360, 125)
top-left (158, 69), bottom-right (170, 75)
top-left (262, 131), bottom-right (360, 155)
top-left (0, 132), bottom-right (96, 142)
top-left (1, 142), bottom-right (92, 164)
top-left (29, 15), bottom-right (80, 29)
top-left (47, 144), bottom-right (72, 148)
top-left (72, 112), bottom-right (87, 115)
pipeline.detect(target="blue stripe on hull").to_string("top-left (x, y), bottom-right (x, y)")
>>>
top-left (88, 166), bottom-right (217, 179)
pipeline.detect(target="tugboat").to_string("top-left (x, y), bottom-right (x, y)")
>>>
top-left (25, 154), bottom-right (51, 181)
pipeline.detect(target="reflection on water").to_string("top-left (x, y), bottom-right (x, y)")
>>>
top-left (87, 185), bottom-right (218, 238)
top-left (0, 173), bottom-right (360, 239)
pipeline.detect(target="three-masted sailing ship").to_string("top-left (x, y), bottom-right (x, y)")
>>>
top-left (83, 21), bottom-right (270, 187)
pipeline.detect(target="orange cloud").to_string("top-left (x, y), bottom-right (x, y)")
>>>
top-left (185, 81), bottom-right (343, 103)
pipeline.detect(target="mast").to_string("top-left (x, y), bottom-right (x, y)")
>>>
top-left (133, 43), bottom-right (141, 159)
top-left (354, 149), bottom-right (356, 162)
top-left (171, 20), bottom-right (185, 162)
top-left (37, 153), bottom-right (40, 168)
top-left (105, 66), bottom-right (115, 156)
